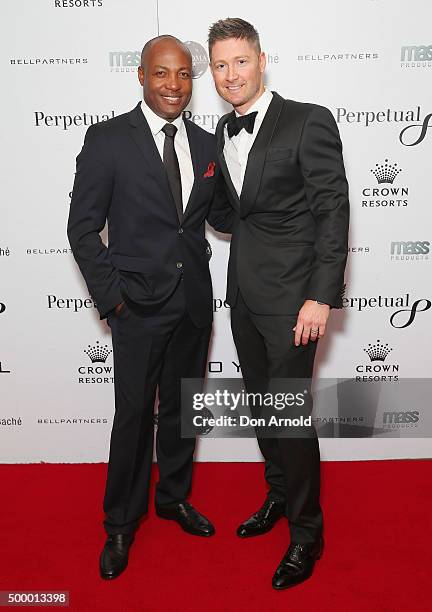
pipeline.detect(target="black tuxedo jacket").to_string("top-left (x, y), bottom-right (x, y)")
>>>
top-left (215, 92), bottom-right (350, 314)
top-left (67, 102), bottom-right (231, 327)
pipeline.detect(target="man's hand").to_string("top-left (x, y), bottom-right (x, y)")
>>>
top-left (115, 301), bottom-right (125, 316)
top-left (293, 300), bottom-right (330, 346)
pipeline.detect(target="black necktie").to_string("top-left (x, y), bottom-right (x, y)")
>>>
top-left (227, 111), bottom-right (258, 139)
top-left (162, 123), bottom-right (183, 222)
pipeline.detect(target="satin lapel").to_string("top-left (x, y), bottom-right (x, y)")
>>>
top-left (182, 119), bottom-right (201, 221)
top-left (239, 93), bottom-right (284, 217)
top-left (127, 104), bottom-right (179, 222)
top-left (216, 111), bottom-right (240, 210)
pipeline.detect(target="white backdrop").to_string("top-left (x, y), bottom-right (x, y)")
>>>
top-left (1, 0), bottom-right (431, 462)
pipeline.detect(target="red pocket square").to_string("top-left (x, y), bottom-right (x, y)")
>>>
top-left (203, 161), bottom-right (216, 177)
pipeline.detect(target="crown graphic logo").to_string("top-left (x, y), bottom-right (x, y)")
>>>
top-left (84, 341), bottom-right (112, 363)
top-left (363, 340), bottom-right (393, 362)
top-left (370, 159), bottom-right (402, 184)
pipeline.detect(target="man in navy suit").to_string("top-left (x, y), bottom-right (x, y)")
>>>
top-left (68, 35), bottom-right (232, 579)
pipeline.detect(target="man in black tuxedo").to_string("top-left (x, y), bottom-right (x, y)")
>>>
top-left (208, 18), bottom-right (349, 589)
top-left (68, 35), bottom-right (231, 580)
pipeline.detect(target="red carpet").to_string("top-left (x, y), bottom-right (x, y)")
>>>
top-left (0, 461), bottom-right (431, 611)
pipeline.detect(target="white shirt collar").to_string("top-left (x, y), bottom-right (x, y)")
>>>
top-left (140, 99), bottom-right (185, 136)
top-left (234, 88), bottom-right (273, 121)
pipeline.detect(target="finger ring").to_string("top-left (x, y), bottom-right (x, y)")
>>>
top-left (311, 328), bottom-right (318, 333)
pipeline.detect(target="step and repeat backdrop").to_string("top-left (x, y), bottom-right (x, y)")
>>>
top-left (1, 0), bottom-right (431, 462)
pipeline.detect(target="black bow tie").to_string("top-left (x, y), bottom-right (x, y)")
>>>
top-left (227, 111), bottom-right (258, 139)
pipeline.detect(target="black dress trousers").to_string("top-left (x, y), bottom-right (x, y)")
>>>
top-left (103, 282), bottom-right (211, 535)
top-left (231, 292), bottom-right (323, 544)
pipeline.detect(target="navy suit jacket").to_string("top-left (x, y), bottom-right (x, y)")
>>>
top-left (68, 102), bottom-right (232, 326)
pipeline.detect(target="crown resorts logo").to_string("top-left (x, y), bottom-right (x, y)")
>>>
top-left (364, 340), bottom-right (393, 362)
top-left (84, 341), bottom-right (112, 363)
top-left (355, 340), bottom-right (399, 382)
top-left (370, 160), bottom-right (402, 184)
top-left (361, 158), bottom-right (409, 208)
top-left (78, 340), bottom-right (113, 384)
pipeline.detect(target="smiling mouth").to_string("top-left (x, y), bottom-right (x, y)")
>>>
top-left (161, 95), bottom-right (182, 104)
top-left (225, 84), bottom-right (244, 92)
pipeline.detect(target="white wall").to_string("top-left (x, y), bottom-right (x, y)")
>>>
top-left (1, 0), bottom-right (431, 462)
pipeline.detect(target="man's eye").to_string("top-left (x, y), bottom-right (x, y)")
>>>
top-left (156, 71), bottom-right (165, 76)
top-left (180, 72), bottom-right (190, 78)
top-left (216, 64), bottom-right (225, 70)
top-left (238, 59), bottom-right (247, 65)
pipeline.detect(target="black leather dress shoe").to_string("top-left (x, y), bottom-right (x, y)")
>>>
top-left (272, 538), bottom-right (323, 590)
top-left (237, 499), bottom-right (285, 538)
top-left (99, 534), bottom-right (134, 580)
top-left (156, 502), bottom-right (215, 537)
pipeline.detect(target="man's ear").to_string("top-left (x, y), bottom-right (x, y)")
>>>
top-left (259, 51), bottom-right (266, 74)
top-left (138, 65), bottom-right (145, 86)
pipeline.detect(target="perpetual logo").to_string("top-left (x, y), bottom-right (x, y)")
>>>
top-left (335, 106), bottom-right (431, 146)
top-left (47, 295), bottom-right (97, 312)
top-left (390, 299), bottom-right (432, 329)
top-left (399, 113), bottom-right (432, 146)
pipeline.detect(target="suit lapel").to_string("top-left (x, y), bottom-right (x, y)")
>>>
top-left (128, 103), bottom-right (179, 223)
top-left (182, 119), bottom-right (201, 220)
top-left (216, 111), bottom-right (240, 210)
top-left (239, 92), bottom-right (284, 217)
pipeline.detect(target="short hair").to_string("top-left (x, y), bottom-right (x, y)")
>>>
top-left (140, 35), bottom-right (192, 68)
top-left (208, 18), bottom-right (261, 57)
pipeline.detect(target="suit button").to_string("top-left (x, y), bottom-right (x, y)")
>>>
top-left (178, 228), bottom-right (184, 234)
top-left (176, 262), bottom-right (183, 269)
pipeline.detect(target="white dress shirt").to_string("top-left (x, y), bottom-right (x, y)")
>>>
top-left (141, 100), bottom-right (194, 211)
top-left (223, 88), bottom-right (273, 198)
